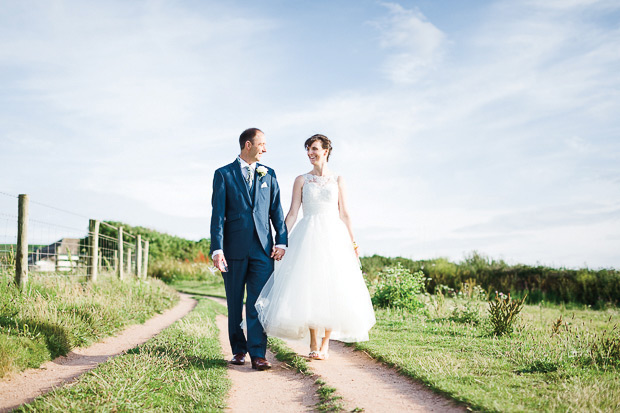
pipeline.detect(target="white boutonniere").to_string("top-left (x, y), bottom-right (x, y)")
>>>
top-left (256, 165), bottom-right (268, 178)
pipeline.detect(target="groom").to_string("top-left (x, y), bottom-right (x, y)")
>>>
top-left (210, 127), bottom-right (288, 371)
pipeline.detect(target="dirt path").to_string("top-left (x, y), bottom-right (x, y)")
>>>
top-left (210, 296), bottom-right (465, 413)
top-left (210, 296), bottom-right (319, 412)
top-left (0, 293), bottom-right (197, 413)
top-left (286, 339), bottom-right (465, 412)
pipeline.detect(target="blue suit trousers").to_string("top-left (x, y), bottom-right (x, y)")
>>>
top-left (222, 230), bottom-right (273, 359)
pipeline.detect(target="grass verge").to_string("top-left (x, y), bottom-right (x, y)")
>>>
top-left (267, 337), bottom-right (346, 412)
top-left (171, 279), bottom-right (226, 299)
top-left (16, 297), bottom-right (230, 412)
top-left (314, 378), bottom-right (345, 412)
top-left (0, 273), bottom-right (178, 379)
top-left (267, 336), bottom-right (311, 375)
top-left (355, 301), bottom-right (620, 412)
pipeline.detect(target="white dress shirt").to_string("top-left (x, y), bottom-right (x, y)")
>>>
top-left (238, 156), bottom-right (256, 185)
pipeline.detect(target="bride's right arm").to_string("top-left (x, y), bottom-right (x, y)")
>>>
top-left (284, 175), bottom-right (304, 231)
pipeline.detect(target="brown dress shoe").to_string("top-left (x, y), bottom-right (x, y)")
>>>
top-left (230, 353), bottom-right (246, 365)
top-left (251, 357), bottom-right (272, 371)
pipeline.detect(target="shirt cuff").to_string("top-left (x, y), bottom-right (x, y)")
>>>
top-left (275, 244), bottom-right (287, 251)
top-left (211, 249), bottom-right (223, 259)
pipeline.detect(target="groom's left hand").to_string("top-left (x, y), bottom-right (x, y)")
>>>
top-left (271, 246), bottom-right (285, 261)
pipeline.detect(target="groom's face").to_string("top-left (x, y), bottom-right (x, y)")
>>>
top-left (249, 132), bottom-right (267, 163)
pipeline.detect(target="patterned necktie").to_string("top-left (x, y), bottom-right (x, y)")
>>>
top-left (245, 166), bottom-right (253, 188)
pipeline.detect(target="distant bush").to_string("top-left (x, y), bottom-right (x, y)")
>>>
top-left (100, 221), bottom-right (211, 262)
top-left (448, 302), bottom-right (482, 325)
top-left (99, 221), bottom-right (213, 283)
top-left (149, 257), bottom-right (215, 283)
top-left (371, 263), bottom-right (426, 311)
top-left (361, 252), bottom-right (619, 307)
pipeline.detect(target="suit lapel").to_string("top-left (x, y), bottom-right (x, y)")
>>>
top-left (230, 160), bottom-right (252, 206)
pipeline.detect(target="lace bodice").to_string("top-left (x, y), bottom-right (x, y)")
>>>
top-left (302, 173), bottom-right (339, 216)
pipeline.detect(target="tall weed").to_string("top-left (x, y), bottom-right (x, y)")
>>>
top-left (488, 293), bottom-right (527, 336)
top-left (371, 263), bottom-right (426, 311)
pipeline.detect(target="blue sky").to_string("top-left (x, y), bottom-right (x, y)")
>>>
top-left (1, 0), bottom-right (619, 268)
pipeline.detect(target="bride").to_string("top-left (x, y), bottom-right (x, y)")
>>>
top-left (255, 134), bottom-right (375, 360)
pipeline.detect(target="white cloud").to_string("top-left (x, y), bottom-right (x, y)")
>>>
top-left (373, 3), bottom-right (446, 84)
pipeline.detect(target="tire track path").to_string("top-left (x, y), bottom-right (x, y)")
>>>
top-left (210, 296), bottom-right (318, 412)
top-left (0, 293), bottom-right (196, 413)
top-left (286, 339), bottom-right (465, 412)
top-left (209, 296), bottom-right (465, 412)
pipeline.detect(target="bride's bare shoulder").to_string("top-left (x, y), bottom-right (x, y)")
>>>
top-left (293, 175), bottom-right (306, 186)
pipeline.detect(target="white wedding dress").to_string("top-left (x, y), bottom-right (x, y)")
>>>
top-left (256, 173), bottom-right (376, 342)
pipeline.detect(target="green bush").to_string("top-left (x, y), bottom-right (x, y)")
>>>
top-left (99, 221), bottom-right (211, 263)
top-left (361, 252), bottom-right (619, 306)
top-left (148, 257), bottom-right (215, 283)
top-left (97, 221), bottom-right (212, 283)
top-left (371, 263), bottom-right (426, 311)
top-left (448, 302), bottom-right (482, 325)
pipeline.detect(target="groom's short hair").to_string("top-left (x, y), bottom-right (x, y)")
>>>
top-left (239, 128), bottom-right (263, 150)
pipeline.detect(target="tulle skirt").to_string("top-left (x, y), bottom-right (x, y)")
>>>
top-left (256, 211), bottom-right (376, 342)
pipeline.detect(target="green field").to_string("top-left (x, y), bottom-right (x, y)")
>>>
top-left (356, 294), bottom-right (620, 412)
top-left (171, 278), bottom-right (226, 298)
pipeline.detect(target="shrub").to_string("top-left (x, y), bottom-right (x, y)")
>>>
top-left (148, 257), bottom-right (215, 283)
top-left (361, 253), bottom-right (620, 306)
top-left (459, 278), bottom-right (487, 301)
top-left (99, 221), bottom-right (211, 263)
top-left (371, 263), bottom-right (426, 311)
top-left (488, 292), bottom-right (527, 336)
top-left (448, 302), bottom-right (482, 325)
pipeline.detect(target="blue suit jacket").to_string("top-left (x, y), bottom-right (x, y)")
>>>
top-left (210, 160), bottom-right (288, 259)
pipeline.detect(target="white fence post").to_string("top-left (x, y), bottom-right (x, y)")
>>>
top-left (136, 235), bottom-right (142, 278)
top-left (127, 248), bottom-right (132, 276)
top-left (117, 227), bottom-right (124, 280)
top-left (143, 241), bottom-right (149, 278)
top-left (88, 219), bottom-right (100, 282)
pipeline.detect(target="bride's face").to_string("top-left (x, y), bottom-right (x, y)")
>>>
top-left (307, 142), bottom-right (328, 165)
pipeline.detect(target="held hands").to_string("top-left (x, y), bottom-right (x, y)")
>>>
top-left (271, 246), bottom-right (286, 261)
top-left (213, 253), bottom-right (228, 273)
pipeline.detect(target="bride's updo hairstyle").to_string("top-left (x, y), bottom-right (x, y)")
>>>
top-left (304, 134), bottom-right (333, 161)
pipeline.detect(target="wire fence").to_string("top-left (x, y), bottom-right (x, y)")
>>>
top-left (0, 192), bottom-right (20, 276)
top-left (0, 192), bottom-right (148, 284)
